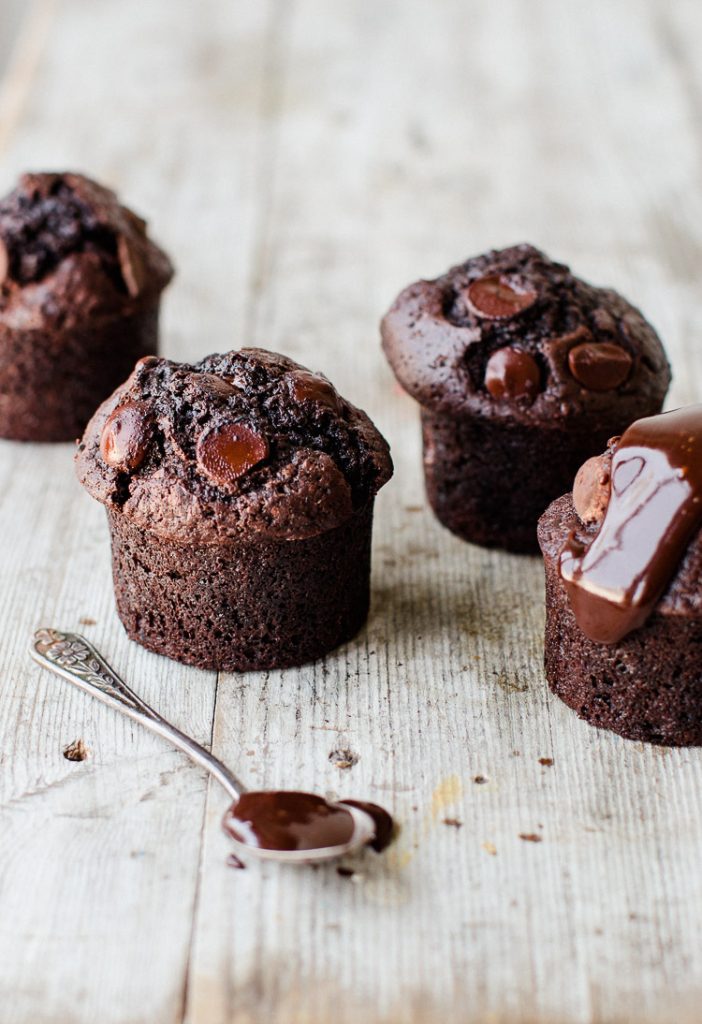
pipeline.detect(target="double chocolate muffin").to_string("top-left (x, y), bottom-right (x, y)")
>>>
top-left (539, 406), bottom-right (702, 746)
top-left (0, 172), bottom-right (173, 442)
top-left (381, 244), bottom-right (671, 553)
top-left (76, 348), bottom-right (393, 671)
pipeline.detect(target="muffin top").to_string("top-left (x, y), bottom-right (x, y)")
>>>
top-left (381, 244), bottom-right (670, 427)
top-left (76, 348), bottom-right (393, 544)
top-left (0, 172), bottom-right (173, 330)
top-left (538, 406), bottom-right (702, 639)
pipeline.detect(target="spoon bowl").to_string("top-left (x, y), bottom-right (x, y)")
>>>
top-left (29, 629), bottom-right (387, 865)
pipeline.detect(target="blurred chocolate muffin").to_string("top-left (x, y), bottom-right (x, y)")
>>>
top-left (76, 348), bottom-right (393, 671)
top-left (0, 172), bottom-right (173, 441)
top-left (539, 406), bottom-right (702, 745)
top-left (381, 244), bottom-right (671, 553)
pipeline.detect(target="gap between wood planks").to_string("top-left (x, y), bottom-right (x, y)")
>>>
top-left (0, 0), bottom-right (59, 157)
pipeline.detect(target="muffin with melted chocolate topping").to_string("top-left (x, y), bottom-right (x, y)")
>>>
top-left (76, 348), bottom-right (393, 671)
top-left (381, 244), bottom-right (670, 552)
top-left (539, 406), bottom-right (702, 745)
top-left (0, 172), bottom-right (173, 441)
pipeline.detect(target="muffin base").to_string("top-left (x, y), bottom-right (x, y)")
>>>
top-left (421, 409), bottom-right (637, 554)
top-left (539, 500), bottom-right (702, 746)
top-left (108, 505), bottom-right (374, 672)
top-left (0, 307), bottom-right (159, 442)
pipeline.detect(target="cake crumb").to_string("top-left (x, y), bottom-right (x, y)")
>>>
top-left (538, 757), bottom-right (554, 766)
top-left (482, 841), bottom-right (497, 856)
top-left (519, 833), bottom-right (542, 843)
top-left (329, 748), bottom-right (359, 769)
top-left (443, 817), bottom-right (463, 828)
top-left (63, 739), bottom-right (89, 762)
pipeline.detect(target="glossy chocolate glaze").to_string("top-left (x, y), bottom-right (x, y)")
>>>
top-left (222, 791), bottom-right (394, 854)
top-left (559, 406), bottom-right (702, 643)
top-left (223, 792), bottom-right (355, 852)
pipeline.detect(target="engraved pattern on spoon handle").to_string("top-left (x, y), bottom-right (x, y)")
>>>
top-left (33, 629), bottom-right (157, 716)
top-left (30, 629), bottom-right (246, 801)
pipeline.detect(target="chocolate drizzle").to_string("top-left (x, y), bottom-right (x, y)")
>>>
top-left (559, 406), bottom-right (702, 643)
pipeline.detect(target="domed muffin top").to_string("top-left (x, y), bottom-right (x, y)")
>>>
top-left (76, 348), bottom-right (393, 544)
top-left (538, 405), bottom-right (702, 638)
top-left (381, 244), bottom-right (670, 427)
top-left (0, 172), bottom-right (173, 330)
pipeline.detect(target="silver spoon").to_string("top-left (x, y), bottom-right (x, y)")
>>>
top-left (29, 628), bottom-right (382, 865)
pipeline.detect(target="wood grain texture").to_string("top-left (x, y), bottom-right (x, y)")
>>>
top-left (1, 1), bottom-right (702, 1022)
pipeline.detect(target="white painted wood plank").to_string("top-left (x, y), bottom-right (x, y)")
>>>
top-left (0, 0), bottom-right (28, 73)
top-left (0, 1), bottom-right (702, 1023)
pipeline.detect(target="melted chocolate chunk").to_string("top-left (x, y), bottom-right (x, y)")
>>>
top-left (99, 401), bottom-right (152, 470)
top-left (568, 342), bottom-right (632, 391)
top-left (465, 274), bottom-right (537, 320)
top-left (484, 347), bottom-right (541, 401)
top-left (559, 406), bottom-right (702, 643)
top-left (222, 791), bottom-right (356, 852)
top-left (196, 422), bottom-right (269, 488)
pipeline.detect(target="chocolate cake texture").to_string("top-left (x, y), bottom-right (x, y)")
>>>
top-left (539, 406), bottom-right (702, 745)
top-left (381, 244), bottom-right (671, 552)
top-left (0, 172), bottom-right (173, 441)
top-left (76, 348), bottom-right (393, 671)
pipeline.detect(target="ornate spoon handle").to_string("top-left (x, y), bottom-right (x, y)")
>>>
top-left (30, 629), bottom-right (246, 802)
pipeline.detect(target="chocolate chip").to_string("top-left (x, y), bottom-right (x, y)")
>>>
top-left (100, 402), bottom-right (152, 470)
top-left (485, 347), bottom-right (541, 401)
top-left (117, 233), bottom-right (147, 297)
top-left (0, 237), bottom-right (8, 284)
top-left (573, 453), bottom-right (612, 525)
top-left (135, 355), bottom-right (160, 372)
top-left (290, 370), bottom-right (341, 411)
top-left (196, 422), bottom-right (269, 488)
top-left (568, 342), bottom-right (632, 391)
top-left (466, 275), bottom-right (537, 320)
top-left (124, 208), bottom-right (148, 236)
top-left (195, 373), bottom-right (239, 399)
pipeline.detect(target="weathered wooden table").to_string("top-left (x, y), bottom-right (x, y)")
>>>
top-left (1, 2), bottom-right (701, 1021)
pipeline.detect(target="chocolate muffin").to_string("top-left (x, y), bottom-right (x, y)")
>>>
top-left (538, 406), bottom-right (702, 746)
top-left (75, 348), bottom-right (393, 671)
top-left (0, 172), bottom-right (173, 442)
top-left (381, 244), bottom-right (671, 553)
